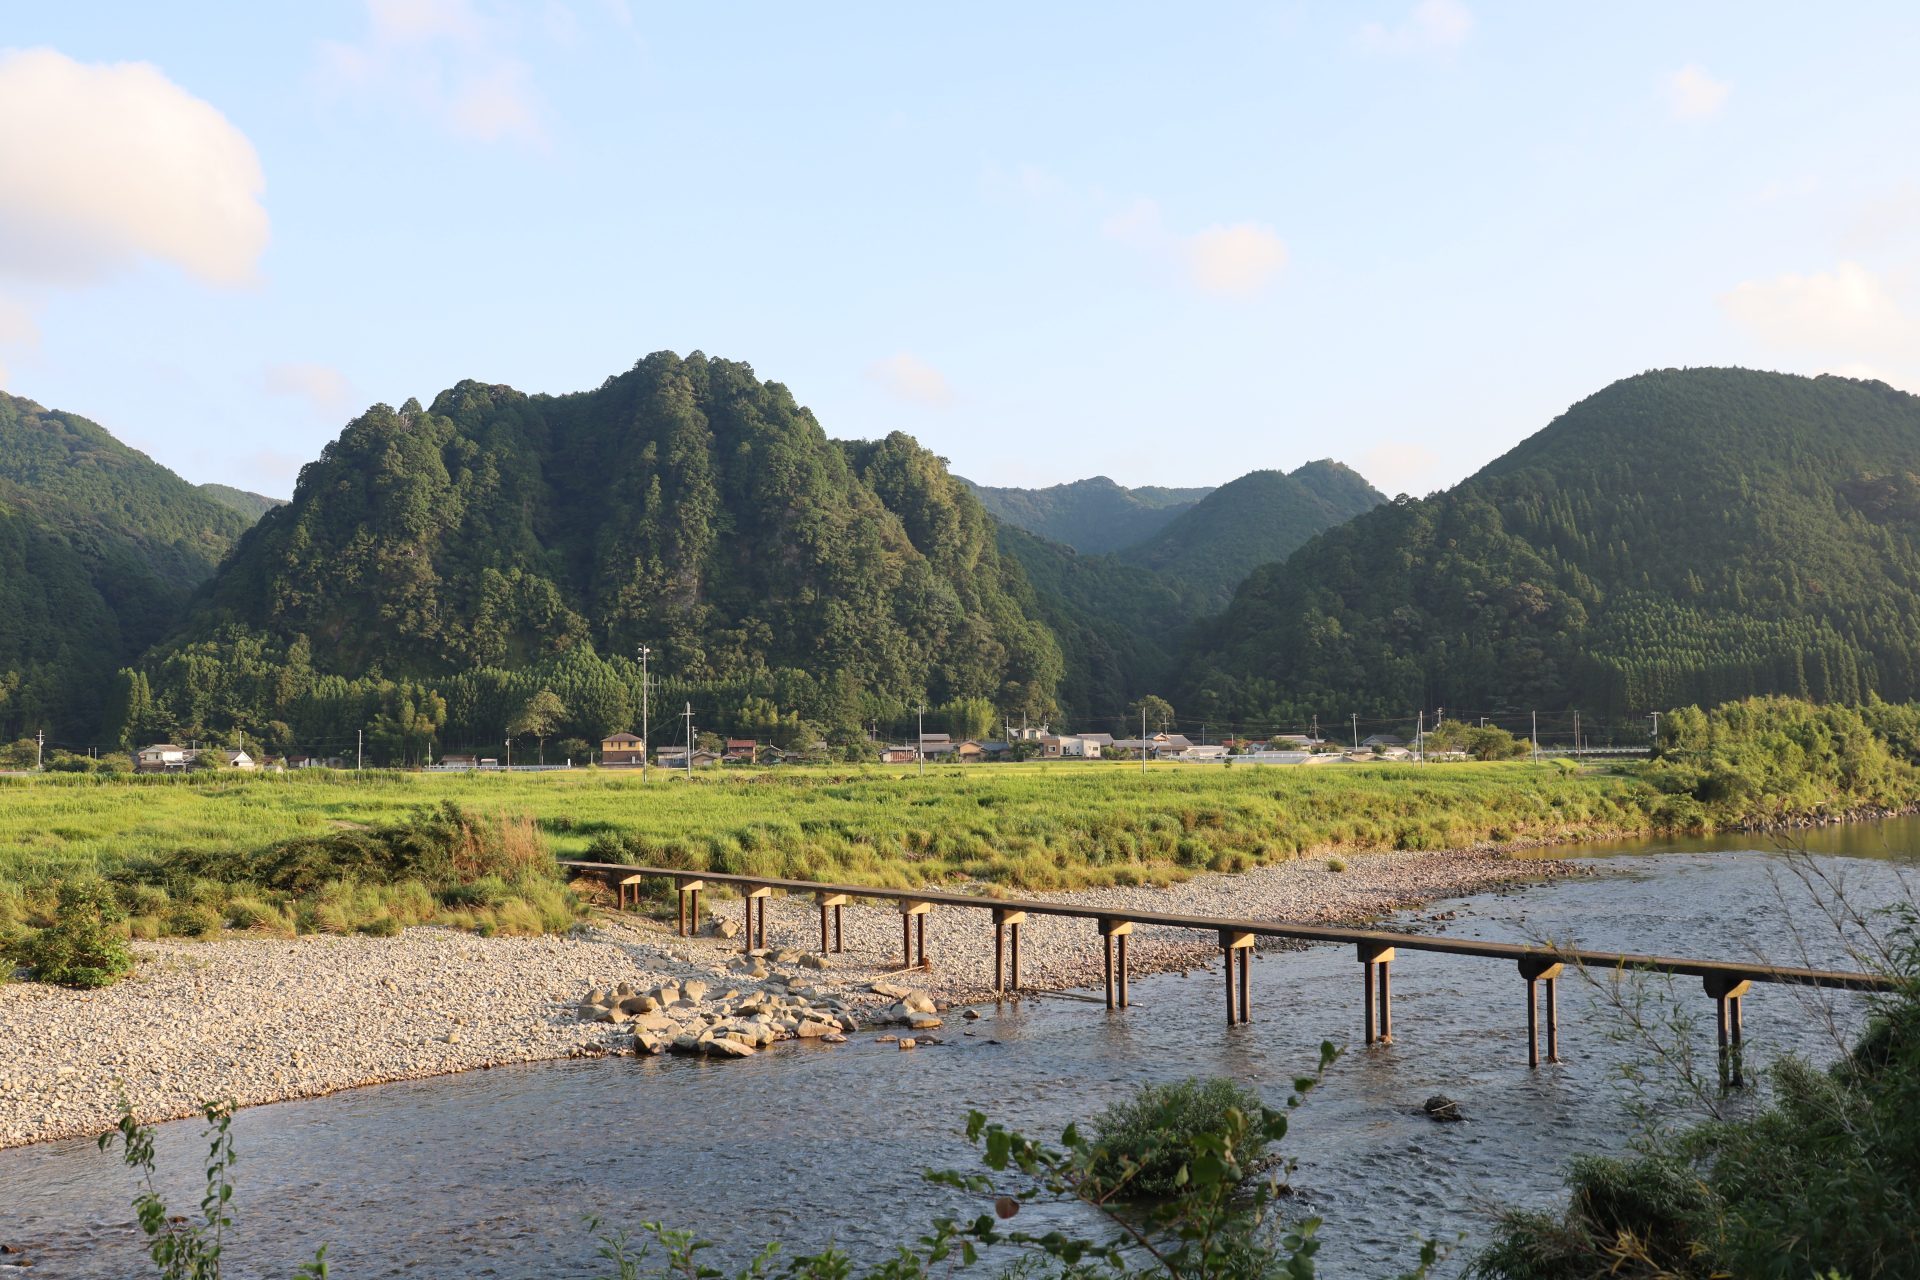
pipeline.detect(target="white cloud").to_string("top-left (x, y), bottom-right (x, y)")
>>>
top-left (1101, 200), bottom-right (1288, 296)
top-left (1360, 0), bottom-right (1472, 54)
top-left (1666, 64), bottom-right (1730, 121)
top-left (1720, 261), bottom-right (1920, 355)
top-left (318, 0), bottom-right (544, 144)
top-left (1185, 224), bottom-right (1288, 296)
top-left (1359, 441), bottom-right (1444, 496)
top-left (0, 48), bottom-right (267, 289)
top-left (264, 362), bottom-right (355, 414)
top-left (865, 353), bottom-right (955, 407)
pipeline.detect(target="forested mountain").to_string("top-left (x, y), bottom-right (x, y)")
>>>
top-left (125, 352), bottom-right (1061, 755)
top-left (1182, 368), bottom-right (1920, 726)
top-left (0, 392), bottom-right (253, 738)
top-left (967, 476), bottom-right (1212, 553)
top-left (197, 483), bottom-right (284, 519)
top-left (1116, 461), bottom-right (1384, 611)
top-left (993, 524), bottom-right (1189, 730)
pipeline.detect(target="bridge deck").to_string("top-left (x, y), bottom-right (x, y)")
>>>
top-left (558, 859), bottom-right (1893, 993)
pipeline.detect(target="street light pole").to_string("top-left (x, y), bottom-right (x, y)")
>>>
top-left (917, 703), bottom-right (926, 777)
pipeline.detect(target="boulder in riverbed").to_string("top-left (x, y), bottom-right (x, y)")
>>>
top-left (1422, 1095), bottom-right (1464, 1122)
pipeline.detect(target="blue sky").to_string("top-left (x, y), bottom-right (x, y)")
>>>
top-left (2, 2), bottom-right (1917, 498)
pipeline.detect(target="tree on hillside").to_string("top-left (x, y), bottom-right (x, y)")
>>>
top-left (509, 688), bottom-right (568, 764)
top-left (1129, 694), bottom-right (1176, 735)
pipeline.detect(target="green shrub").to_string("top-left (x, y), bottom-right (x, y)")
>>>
top-left (17, 879), bottom-right (134, 987)
top-left (1088, 1077), bottom-right (1274, 1199)
top-left (223, 896), bottom-right (290, 933)
top-left (164, 902), bottom-right (224, 939)
top-left (1326, 856), bottom-right (1347, 872)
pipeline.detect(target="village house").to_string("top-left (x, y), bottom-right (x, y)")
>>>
top-left (656, 746), bottom-right (720, 768)
top-left (723, 738), bottom-right (758, 763)
top-left (1361, 734), bottom-right (1407, 750)
top-left (880, 746), bottom-right (917, 764)
top-left (600, 732), bottom-right (646, 765)
top-left (135, 743), bottom-right (188, 773)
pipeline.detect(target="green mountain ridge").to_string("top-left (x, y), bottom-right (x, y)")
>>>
top-left (0, 391), bottom-right (253, 738)
top-left (197, 483), bottom-right (285, 519)
top-left (966, 475), bottom-right (1213, 553)
top-left (128, 351), bottom-right (1061, 751)
top-left (1116, 461), bottom-right (1385, 612)
top-left (1183, 367), bottom-right (1920, 726)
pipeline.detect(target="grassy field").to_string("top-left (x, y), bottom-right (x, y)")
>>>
top-left (0, 759), bottom-right (1662, 896)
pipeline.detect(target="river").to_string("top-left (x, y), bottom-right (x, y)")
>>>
top-left (4, 825), bottom-right (1915, 1278)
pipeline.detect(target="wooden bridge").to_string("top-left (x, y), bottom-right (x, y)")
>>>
top-left (563, 860), bottom-right (1897, 1087)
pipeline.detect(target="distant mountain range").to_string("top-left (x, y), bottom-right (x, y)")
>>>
top-left (7, 360), bottom-right (1914, 751)
top-left (966, 477), bottom-right (1212, 554)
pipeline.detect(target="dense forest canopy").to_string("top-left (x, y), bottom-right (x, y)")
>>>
top-left (0, 392), bottom-right (252, 739)
top-left (122, 352), bottom-right (1062, 756)
top-left (1182, 368), bottom-right (1920, 726)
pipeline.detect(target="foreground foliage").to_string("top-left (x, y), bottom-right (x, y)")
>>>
top-left (1473, 913), bottom-right (1920, 1279)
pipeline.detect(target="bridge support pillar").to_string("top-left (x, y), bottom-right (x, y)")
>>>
top-left (900, 900), bottom-right (932, 970)
top-left (816, 893), bottom-right (849, 954)
top-left (743, 886), bottom-right (771, 953)
top-left (1100, 919), bottom-right (1134, 1009)
top-left (1221, 930), bottom-right (1254, 1025)
top-left (1359, 943), bottom-right (1395, 1044)
top-left (675, 879), bottom-right (706, 937)
top-left (616, 874), bottom-right (643, 912)
top-left (1705, 974), bottom-right (1752, 1088)
top-left (991, 908), bottom-right (1025, 995)
top-left (1519, 958), bottom-right (1565, 1066)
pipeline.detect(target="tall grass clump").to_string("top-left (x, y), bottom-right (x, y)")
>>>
top-left (1088, 1077), bottom-right (1276, 1199)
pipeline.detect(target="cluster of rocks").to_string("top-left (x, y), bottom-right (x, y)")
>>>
top-left (573, 953), bottom-right (955, 1061)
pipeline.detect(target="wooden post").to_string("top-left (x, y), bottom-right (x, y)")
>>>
top-left (834, 904), bottom-right (844, 952)
top-left (1220, 930), bottom-right (1254, 1027)
top-left (995, 920), bottom-right (1005, 994)
top-left (1103, 933), bottom-right (1115, 1009)
top-left (899, 901), bottom-right (931, 971)
top-left (1519, 958), bottom-right (1564, 1068)
top-left (617, 874), bottom-right (643, 911)
top-left (676, 880), bottom-right (706, 938)
top-left (1704, 974), bottom-right (1752, 1088)
top-left (1358, 942), bottom-right (1395, 1044)
top-left (1010, 919), bottom-right (1022, 990)
top-left (1238, 946), bottom-right (1251, 1024)
top-left (1098, 919), bottom-right (1133, 1011)
top-left (816, 893), bottom-right (849, 956)
top-left (1363, 957), bottom-right (1376, 1044)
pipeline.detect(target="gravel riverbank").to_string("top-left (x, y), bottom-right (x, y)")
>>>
top-left (0, 846), bottom-right (1580, 1150)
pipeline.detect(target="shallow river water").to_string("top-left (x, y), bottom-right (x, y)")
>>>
top-left (4, 825), bottom-right (1916, 1278)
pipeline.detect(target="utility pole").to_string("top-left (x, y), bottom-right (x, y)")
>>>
top-left (1532, 710), bottom-right (1538, 762)
top-left (1351, 713), bottom-right (1359, 751)
top-left (1572, 709), bottom-right (1581, 756)
top-left (683, 702), bottom-right (694, 778)
top-left (35, 728), bottom-right (43, 771)
top-left (357, 729), bottom-right (363, 772)
top-left (1141, 704), bottom-right (1148, 775)
top-left (1311, 713), bottom-right (1319, 743)
top-left (1648, 710), bottom-right (1660, 753)
top-left (505, 734), bottom-right (512, 769)
top-left (1416, 710), bottom-right (1423, 763)
top-left (917, 703), bottom-right (926, 778)
top-left (638, 644), bottom-right (652, 780)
